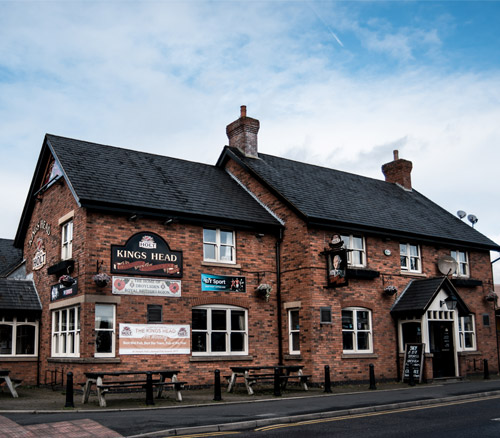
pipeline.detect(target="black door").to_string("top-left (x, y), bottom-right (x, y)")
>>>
top-left (429, 321), bottom-right (455, 378)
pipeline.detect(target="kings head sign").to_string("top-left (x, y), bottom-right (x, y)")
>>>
top-left (111, 232), bottom-right (183, 278)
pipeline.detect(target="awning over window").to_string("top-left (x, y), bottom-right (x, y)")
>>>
top-left (391, 277), bottom-right (470, 317)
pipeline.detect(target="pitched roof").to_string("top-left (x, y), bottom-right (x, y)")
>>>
top-left (0, 279), bottom-right (41, 311)
top-left (0, 239), bottom-right (23, 277)
top-left (15, 135), bottom-right (283, 246)
top-left (218, 147), bottom-right (499, 251)
top-left (391, 277), bottom-right (470, 316)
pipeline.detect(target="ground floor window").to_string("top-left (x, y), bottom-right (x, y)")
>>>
top-left (458, 314), bottom-right (476, 350)
top-left (52, 306), bottom-right (80, 357)
top-left (0, 316), bottom-right (38, 356)
top-left (95, 304), bottom-right (116, 357)
top-left (288, 309), bottom-right (300, 354)
top-left (342, 307), bottom-right (372, 353)
top-left (192, 305), bottom-right (247, 355)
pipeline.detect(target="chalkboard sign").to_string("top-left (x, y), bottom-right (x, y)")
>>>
top-left (403, 343), bottom-right (425, 383)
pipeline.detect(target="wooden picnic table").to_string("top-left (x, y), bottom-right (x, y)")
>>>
top-left (227, 365), bottom-right (309, 395)
top-left (0, 369), bottom-right (21, 398)
top-left (82, 369), bottom-right (183, 407)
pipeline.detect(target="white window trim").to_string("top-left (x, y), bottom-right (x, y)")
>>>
top-left (451, 250), bottom-right (470, 278)
top-left (288, 309), bottom-right (300, 354)
top-left (458, 314), bottom-right (476, 351)
top-left (61, 220), bottom-right (73, 261)
top-left (0, 317), bottom-right (39, 357)
top-left (400, 243), bottom-right (421, 273)
top-left (342, 307), bottom-right (373, 354)
top-left (341, 234), bottom-right (366, 267)
top-left (203, 228), bottom-right (236, 264)
top-left (51, 306), bottom-right (80, 358)
top-left (95, 304), bottom-right (116, 358)
top-left (192, 305), bottom-right (248, 356)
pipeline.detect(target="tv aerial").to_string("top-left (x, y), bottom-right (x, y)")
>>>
top-left (437, 255), bottom-right (458, 276)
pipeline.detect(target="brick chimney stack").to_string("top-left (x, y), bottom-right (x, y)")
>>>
top-left (226, 105), bottom-right (260, 158)
top-left (381, 150), bottom-right (413, 190)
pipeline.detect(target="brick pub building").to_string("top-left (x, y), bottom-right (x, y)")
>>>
top-left (1, 106), bottom-right (499, 387)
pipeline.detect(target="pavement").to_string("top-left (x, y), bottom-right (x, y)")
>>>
top-left (1, 375), bottom-right (500, 437)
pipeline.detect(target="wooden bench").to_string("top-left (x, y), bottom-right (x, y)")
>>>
top-left (0, 375), bottom-right (22, 398)
top-left (95, 379), bottom-right (187, 407)
top-left (245, 373), bottom-right (311, 390)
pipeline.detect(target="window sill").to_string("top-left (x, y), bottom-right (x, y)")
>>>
top-left (284, 354), bottom-right (302, 360)
top-left (48, 357), bottom-right (121, 364)
top-left (190, 355), bottom-right (253, 362)
top-left (0, 356), bottom-right (38, 362)
top-left (202, 261), bottom-right (241, 269)
top-left (400, 271), bottom-right (426, 277)
top-left (341, 353), bottom-right (378, 359)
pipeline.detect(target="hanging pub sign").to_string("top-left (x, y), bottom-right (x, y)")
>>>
top-left (32, 238), bottom-right (46, 271)
top-left (50, 279), bottom-right (78, 302)
top-left (322, 234), bottom-right (348, 288)
top-left (111, 232), bottom-right (182, 278)
top-left (201, 274), bottom-right (246, 292)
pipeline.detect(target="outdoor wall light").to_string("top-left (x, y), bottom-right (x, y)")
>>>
top-left (440, 295), bottom-right (458, 310)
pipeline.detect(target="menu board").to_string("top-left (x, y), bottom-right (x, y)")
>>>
top-left (403, 343), bottom-right (425, 383)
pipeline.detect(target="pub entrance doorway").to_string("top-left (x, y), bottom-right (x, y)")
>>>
top-left (429, 321), bottom-right (455, 378)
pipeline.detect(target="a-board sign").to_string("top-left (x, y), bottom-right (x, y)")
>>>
top-left (403, 343), bottom-right (425, 383)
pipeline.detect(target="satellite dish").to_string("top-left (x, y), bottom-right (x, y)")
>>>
top-left (467, 214), bottom-right (478, 227)
top-left (457, 210), bottom-right (466, 219)
top-left (437, 256), bottom-right (458, 276)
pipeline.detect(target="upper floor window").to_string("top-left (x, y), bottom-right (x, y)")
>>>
top-left (203, 229), bottom-right (235, 263)
top-left (342, 307), bottom-right (373, 353)
top-left (0, 316), bottom-right (38, 356)
top-left (95, 304), bottom-right (115, 357)
top-left (341, 234), bottom-right (366, 267)
top-left (400, 243), bottom-right (421, 273)
top-left (192, 305), bottom-right (247, 356)
top-left (61, 221), bottom-right (73, 260)
top-left (458, 315), bottom-right (476, 351)
top-left (52, 306), bottom-right (80, 357)
top-left (451, 250), bottom-right (469, 277)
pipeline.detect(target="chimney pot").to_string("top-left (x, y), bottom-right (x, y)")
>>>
top-left (393, 150), bottom-right (399, 160)
top-left (226, 105), bottom-right (259, 158)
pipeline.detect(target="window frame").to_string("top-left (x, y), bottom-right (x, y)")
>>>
top-left (147, 304), bottom-right (163, 324)
top-left (341, 234), bottom-right (366, 267)
top-left (451, 250), bottom-right (469, 278)
top-left (95, 304), bottom-right (116, 358)
top-left (458, 314), bottom-right (476, 351)
top-left (192, 305), bottom-right (247, 356)
top-left (203, 228), bottom-right (236, 264)
top-left (400, 243), bottom-right (421, 273)
top-left (61, 220), bottom-right (73, 261)
top-left (0, 316), bottom-right (39, 357)
top-left (51, 306), bottom-right (80, 358)
top-left (342, 307), bottom-right (373, 354)
top-left (288, 309), bottom-right (300, 354)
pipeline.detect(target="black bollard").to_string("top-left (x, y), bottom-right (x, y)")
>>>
top-left (408, 363), bottom-right (415, 386)
top-left (64, 372), bottom-right (74, 408)
top-left (324, 365), bottom-right (332, 393)
top-left (145, 372), bottom-right (154, 405)
top-left (213, 369), bottom-right (222, 401)
top-left (274, 367), bottom-right (282, 396)
top-left (369, 364), bottom-right (376, 390)
top-left (484, 359), bottom-right (490, 380)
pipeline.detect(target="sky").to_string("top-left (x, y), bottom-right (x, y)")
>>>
top-left (1, 0), bottom-right (500, 281)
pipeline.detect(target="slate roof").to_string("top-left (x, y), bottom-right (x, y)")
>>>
top-left (219, 147), bottom-right (499, 251)
top-left (390, 277), bottom-right (469, 316)
top-left (0, 279), bottom-right (41, 311)
top-left (0, 239), bottom-right (23, 277)
top-left (15, 135), bottom-right (283, 246)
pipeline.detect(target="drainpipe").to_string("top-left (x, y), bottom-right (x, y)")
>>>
top-left (276, 229), bottom-right (283, 365)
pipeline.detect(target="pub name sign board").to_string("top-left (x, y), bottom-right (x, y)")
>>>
top-left (111, 232), bottom-right (183, 278)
